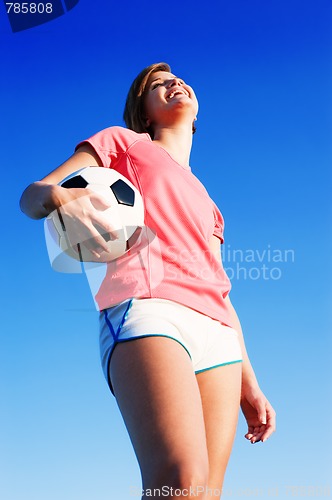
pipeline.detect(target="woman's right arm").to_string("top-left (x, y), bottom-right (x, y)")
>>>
top-left (20, 143), bottom-right (116, 258)
top-left (19, 144), bottom-right (102, 220)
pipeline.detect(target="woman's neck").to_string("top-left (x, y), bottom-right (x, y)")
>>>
top-left (152, 125), bottom-right (193, 167)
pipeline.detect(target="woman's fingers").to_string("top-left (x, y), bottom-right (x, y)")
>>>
top-left (56, 190), bottom-right (121, 258)
top-left (80, 224), bottom-right (113, 256)
top-left (245, 425), bottom-right (264, 443)
top-left (91, 211), bottom-right (121, 242)
top-left (244, 403), bottom-right (276, 444)
top-left (261, 405), bottom-right (276, 442)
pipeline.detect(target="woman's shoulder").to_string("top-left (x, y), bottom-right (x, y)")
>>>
top-left (76, 126), bottom-right (151, 159)
top-left (92, 126), bottom-right (151, 150)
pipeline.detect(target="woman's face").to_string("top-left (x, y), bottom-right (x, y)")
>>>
top-left (144, 71), bottom-right (198, 130)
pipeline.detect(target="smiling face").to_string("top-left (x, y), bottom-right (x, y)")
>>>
top-left (144, 71), bottom-right (199, 133)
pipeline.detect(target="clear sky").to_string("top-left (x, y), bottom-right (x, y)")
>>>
top-left (1, 1), bottom-right (331, 499)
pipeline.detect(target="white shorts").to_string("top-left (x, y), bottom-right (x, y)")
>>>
top-left (99, 298), bottom-right (242, 394)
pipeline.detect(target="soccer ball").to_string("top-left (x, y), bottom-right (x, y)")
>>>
top-left (44, 167), bottom-right (144, 271)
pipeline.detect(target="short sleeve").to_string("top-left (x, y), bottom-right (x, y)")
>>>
top-left (212, 202), bottom-right (225, 243)
top-left (75, 126), bottom-right (150, 169)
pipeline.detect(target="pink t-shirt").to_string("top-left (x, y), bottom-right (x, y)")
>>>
top-left (76, 126), bottom-right (235, 328)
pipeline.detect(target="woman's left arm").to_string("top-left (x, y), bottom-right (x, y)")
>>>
top-left (209, 236), bottom-right (276, 443)
top-left (224, 295), bottom-right (276, 443)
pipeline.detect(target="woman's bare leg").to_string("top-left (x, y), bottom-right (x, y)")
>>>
top-left (110, 336), bottom-right (210, 499)
top-left (196, 363), bottom-right (242, 496)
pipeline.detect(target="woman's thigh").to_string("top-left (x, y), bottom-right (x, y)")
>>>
top-left (196, 363), bottom-right (242, 492)
top-left (109, 336), bottom-right (209, 490)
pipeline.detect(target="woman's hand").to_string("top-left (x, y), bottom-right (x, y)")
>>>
top-left (240, 383), bottom-right (276, 444)
top-left (54, 185), bottom-right (118, 259)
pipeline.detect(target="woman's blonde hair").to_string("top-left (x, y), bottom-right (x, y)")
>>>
top-left (123, 62), bottom-right (196, 139)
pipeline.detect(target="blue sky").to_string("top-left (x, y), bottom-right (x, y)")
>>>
top-left (1, 1), bottom-right (331, 499)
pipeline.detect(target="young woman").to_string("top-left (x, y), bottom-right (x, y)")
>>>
top-left (20, 63), bottom-right (276, 499)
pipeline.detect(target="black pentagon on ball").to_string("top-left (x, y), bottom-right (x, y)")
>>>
top-left (111, 179), bottom-right (135, 206)
top-left (61, 175), bottom-right (89, 189)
